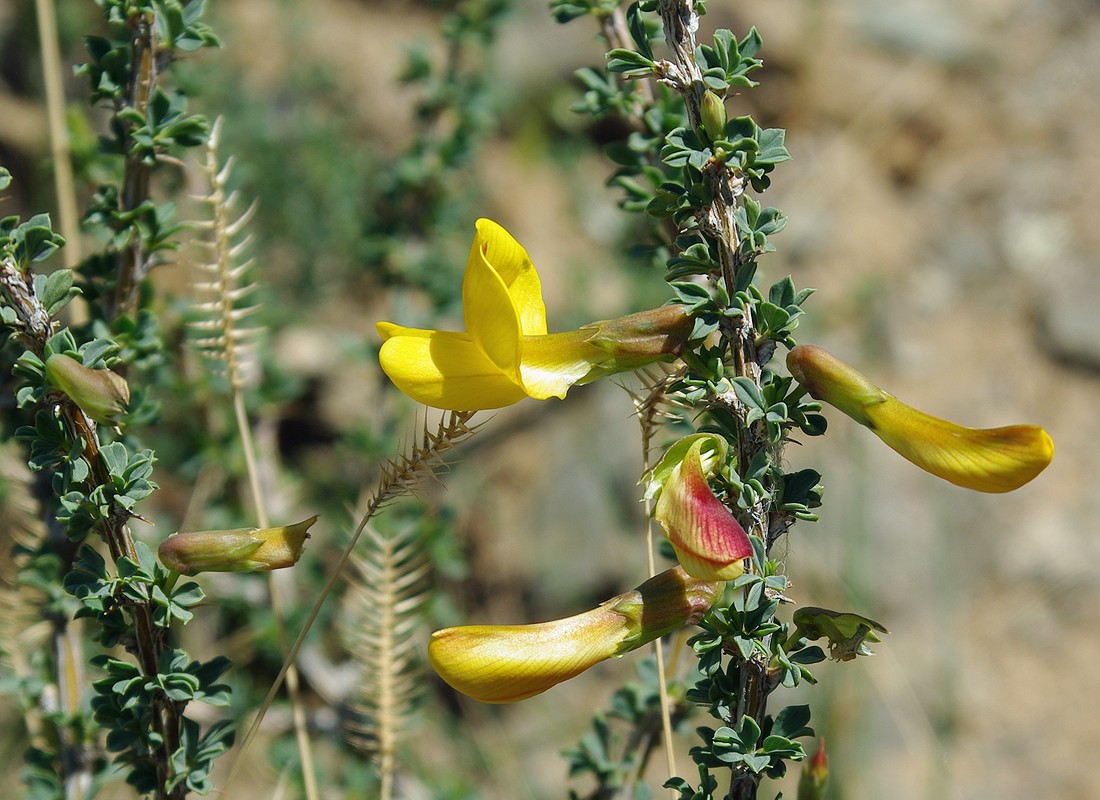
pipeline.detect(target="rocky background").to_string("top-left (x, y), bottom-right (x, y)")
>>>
top-left (2, 0), bottom-right (1098, 798)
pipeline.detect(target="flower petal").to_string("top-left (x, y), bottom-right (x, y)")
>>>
top-left (473, 218), bottom-right (547, 336)
top-left (429, 614), bottom-right (628, 703)
top-left (462, 245), bottom-right (522, 383)
top-left (866, 397), bottom-right (1055, 493)
top-left (377, 324), bottom-right (526, 410)
top-left (516, 306), bottom-right (696, 400)
top-left (655, 439), bottom-right (753, 581)
top-left (517, 330), bottom-right (600, 400)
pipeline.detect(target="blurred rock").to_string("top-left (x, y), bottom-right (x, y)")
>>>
top-left (1037, 258), bottom-right (1100, 371)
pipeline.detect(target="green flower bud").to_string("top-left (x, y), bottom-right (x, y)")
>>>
top-left (44, 353), bottom-right (130, 426)
top-left (158, 516), bottom-right (317, 575)
top-left (701, 90), bottom-right (728, 142)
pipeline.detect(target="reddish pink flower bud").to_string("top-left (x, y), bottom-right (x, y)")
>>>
top-left (797, 739), bottom-right (829, 800)
top-left (650, 435), bottom-right (754, 581)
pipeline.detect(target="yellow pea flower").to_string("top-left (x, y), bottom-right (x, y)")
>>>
top-left (377, 219), bottom-right (694, 410)
top-left (648, 434), bottom-right (754, 581)
top-left (428, 567), bottom-right (721, 703)
top-left (787, 345), bottom-right (1054, 493)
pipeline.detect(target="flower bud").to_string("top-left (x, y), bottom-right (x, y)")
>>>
top-left (158, 516), bottom-right (317, 575)
top-left (701, 90), bottom-right (728, 142)
top-left (429, 566), bottom-right (721, 703)
top-left (44, 353), bottom-right (130, 426)
top-left (649, 434), bottom-right (753, 581)
top-left (787, 344), bottom-right (1054, 493)
top-left (791, 606), bottom-right (887, 662)
top-left (797, 739), bottom-right (829, 800)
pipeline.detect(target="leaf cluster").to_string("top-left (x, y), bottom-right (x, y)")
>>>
top-left (666, 570), bottom-right (824, 795)
top-left (90, 652), bottom-right (231, 794)
top-left (66, 542), bottom-right (205, 643)
top-left (0, 213), bottom-right (66, 271)
top-left (80, 0), bottom-right (218, 102)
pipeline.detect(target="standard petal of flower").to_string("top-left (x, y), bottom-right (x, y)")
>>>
top-left (377, 324), bottom-right (527, 410)
top-left (462, 237), bottom-right (524, 382)
top-left (429, 613), bottom-right (628, 703)
top-left (866, 397), bottom-right (1055, 493)
top-left (655, 439), bottom-right (753, 581)
top-left (473, 218), bottom-right (547, 336)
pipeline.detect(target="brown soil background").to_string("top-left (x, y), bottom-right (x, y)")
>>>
top-left (3, 0), bottom-right (1099, 798)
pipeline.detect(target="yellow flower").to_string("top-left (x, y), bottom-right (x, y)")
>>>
top-left (377, 219), bottom-right (694, 410)
top-left (428, 567), bottom-right (721, 703)
top-left (787, 345), bottom-right (1054, 493)
top-left (648, 434), bottom-right (754, 581)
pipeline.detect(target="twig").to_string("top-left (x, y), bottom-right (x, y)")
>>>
top-left (33, 0), bottom-right (83, 272)
top-left (654, 3), bottom-right (774, 797)
top-left (632, 368), bottom-right (683, 786)
top-left (112, 12), bottom-right (157, 320)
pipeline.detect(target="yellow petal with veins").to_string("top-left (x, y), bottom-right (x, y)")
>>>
top-left (377, 324), bottom-right (526, 410)
top-left (517, 330), bottom-right (601, 400)
top-left (866, 397), bottom-right (1054, 493)
top-left (787, 344), bottom-right (1054, 493)
top-left (429, 567), bottom-right (721, 703)
top-left (429, 613), bottom-right (628, 703)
